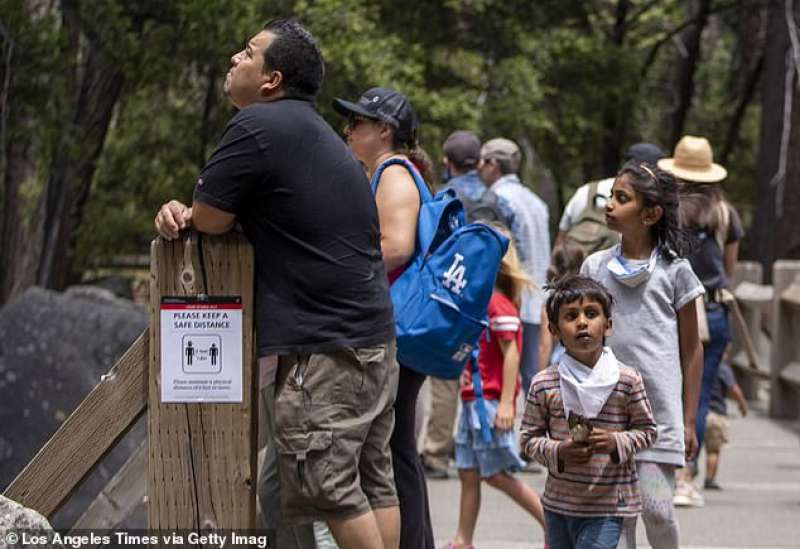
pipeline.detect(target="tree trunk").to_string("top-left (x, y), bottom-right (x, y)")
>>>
top-left (720, 2), bottom-right (768, 164)
top-left (667, 0), bottom-right (712, 149)
top-left (1, 0), bottom-right (125, 302)
top-left (601, 0), bottom-right (631, 175)
top-left (0, 114), bottom-right (41, 302)
top-left (753, 0), bottom-right (800, 278)
top-left (197, 64), bottom-right (220, 169)
top-left (36, 44), bottom-right (124, 290)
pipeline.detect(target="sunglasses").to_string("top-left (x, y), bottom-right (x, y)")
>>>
top-left (345, 115), bottom-right (375, 130)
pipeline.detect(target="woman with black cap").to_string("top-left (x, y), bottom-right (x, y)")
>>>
top-left (334, 88), bottom-right (435, 549)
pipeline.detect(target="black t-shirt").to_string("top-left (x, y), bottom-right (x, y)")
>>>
top-left (194, 98), bottom-right (395, 356)
top-left (687, 202), bottom-right (745, 292)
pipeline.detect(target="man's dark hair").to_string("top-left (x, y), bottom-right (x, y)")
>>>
top-left (262, 18), bottom-right (324, 99)
top-left (545, 274), bottom-right (614, 327)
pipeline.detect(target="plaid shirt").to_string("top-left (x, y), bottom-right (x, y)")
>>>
top-left (442, 171), bottom-right (516, 228)
top-left (441, 170), bottom-right (485, 202)
top-left (490, 174), bottom-right (550, 323)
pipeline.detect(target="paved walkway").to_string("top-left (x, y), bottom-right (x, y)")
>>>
top-left (421, 387), bottom-right (800, 548)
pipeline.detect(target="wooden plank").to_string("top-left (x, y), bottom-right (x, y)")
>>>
top-left (148, 232), bottom-right (256, 531)
top-left (781, 283), bottom-right (800, 310)
top-left (731, 262), bottom-right (765, 399)
top-left (733, 281), bottom-right (773, 309)
top-left (771, 261), bottom-right (800, 419)
top-left (3, 332), bottom-right (148, 517)
top-left (780, 362), bottom-right (800, 389)
top-left (71, 440), bottom-right (147, 530)
top-left (731, 351), bottom-right (771, 380)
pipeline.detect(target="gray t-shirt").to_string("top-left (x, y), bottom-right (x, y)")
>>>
top-left (581, 247), bottom-right (704, 466)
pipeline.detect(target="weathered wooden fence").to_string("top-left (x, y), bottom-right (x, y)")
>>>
top-left (3, 231), bottom-right (256, 531)
top-left (769, 261), bottom-right (800, 419)
top-left (730, 260), bottom-right (800, 419)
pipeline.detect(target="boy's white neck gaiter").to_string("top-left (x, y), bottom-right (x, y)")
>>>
top-left (558, 346), bottom-right (620, 419)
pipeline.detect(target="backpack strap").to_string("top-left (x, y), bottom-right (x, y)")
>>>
top-left (469, 347), bottom-right (493, 444)
top-left (584, 180), bottom-right (602, 211)
top-left (369, 157), bottom-right (433, 203)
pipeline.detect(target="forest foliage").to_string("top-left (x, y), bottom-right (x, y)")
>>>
top-left (1, 0), bottom-right (796, 301)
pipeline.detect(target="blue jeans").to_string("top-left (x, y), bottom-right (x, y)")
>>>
top-left (545, 510), bottom-right (623, 549)
top-left (695, 306), bottom-right (730, 448)
top-left (520, 321), bottom-right (541, 397)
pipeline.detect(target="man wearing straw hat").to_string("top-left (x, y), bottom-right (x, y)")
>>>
top-left (658, 135), bottom-right (744, 510)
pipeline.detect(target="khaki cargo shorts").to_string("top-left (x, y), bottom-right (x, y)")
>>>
top-left (705, 411), bottom-right (730, 453)
top-left (273, 340), bottom-right (399, 524)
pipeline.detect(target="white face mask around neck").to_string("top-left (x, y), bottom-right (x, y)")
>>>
top-left (606, 244), bottom-right (659, 288)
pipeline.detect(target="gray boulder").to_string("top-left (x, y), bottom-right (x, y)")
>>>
top-left (0, 495), bottom-right (62, 549)
top-left (0, 287), bottom-right (147, 528)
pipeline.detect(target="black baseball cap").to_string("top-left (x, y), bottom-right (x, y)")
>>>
top-left (333, 87), bottom-right (418, 142)
top-left (622, 143), bottom-right (666, 166)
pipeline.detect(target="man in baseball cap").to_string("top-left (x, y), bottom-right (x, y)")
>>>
top-left (480, 138), bottom-right (523, 173)
top-left (477, 137), bottom-right (550, 399)
top-left (443, 130), bottom-right (481, 172)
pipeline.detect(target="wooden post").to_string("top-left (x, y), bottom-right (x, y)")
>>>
top-left (148, 231), bottom-right (256, 531)
top-left (770, 260), bottom-right (800, 419)
top-left (731, 262), bottom-right (768, 399)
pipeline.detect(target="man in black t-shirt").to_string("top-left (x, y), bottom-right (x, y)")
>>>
top-left (155, 19), bottom-right (398, 549)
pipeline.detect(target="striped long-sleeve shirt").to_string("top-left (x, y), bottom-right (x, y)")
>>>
top-left (519, 365), bottom-right (657, 517)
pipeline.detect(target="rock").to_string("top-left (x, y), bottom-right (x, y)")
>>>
top-left (76, 275), bottom-right (136, 301)
top-left (0, 495), bottom-right (63, 549)
top-left (64, 285), bottom-right (121, 304)
top-left (0, 287), bottom-right (147, 528)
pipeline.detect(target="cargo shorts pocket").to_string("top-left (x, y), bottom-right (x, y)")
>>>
top-left (352, 344), bottom-right (388, 366)
top-left (276, 429), bottom-right (337, 507)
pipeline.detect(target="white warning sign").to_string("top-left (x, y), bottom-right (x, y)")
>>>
top-left (160, 296), bottom-right (243, 403)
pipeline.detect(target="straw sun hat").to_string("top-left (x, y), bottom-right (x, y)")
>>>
top-left (657, 135), bottom-right (727, 183)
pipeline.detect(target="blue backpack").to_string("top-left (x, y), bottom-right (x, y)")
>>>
top-left (371, 158), bottom-right (509, 380)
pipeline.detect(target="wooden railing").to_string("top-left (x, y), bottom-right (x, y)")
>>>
top-left (3, 231), bottom-right (257, 530)
top-left (730, 260), bottom-right (800, 419)
top-left (729, 262), bottom-right (772, 399)
top-left (769, 261), bottom-right (800, 419)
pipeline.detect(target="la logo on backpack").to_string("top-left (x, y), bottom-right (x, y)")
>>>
top-left (443, 253), bottom-right (468, 295)
top-left (370, 158), bottom-right (509, 379)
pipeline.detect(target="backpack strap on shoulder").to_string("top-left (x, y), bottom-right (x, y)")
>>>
top-left (370, 157), bottom-right (433, 203)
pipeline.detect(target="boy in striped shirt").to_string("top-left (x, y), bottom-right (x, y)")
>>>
top-left (520, 275), bottom-right (656, 548)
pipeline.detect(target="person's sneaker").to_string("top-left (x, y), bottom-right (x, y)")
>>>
top-left (673, 479), bottom-right (704, 507)
top-left (420, 454), bottom-right (449, 479)
top-left (704, 478), bottom-right (722, 490)
top-left (688, 482), bottom-right (705, 507)
top-left (672, 480), bottom-right (692, 506)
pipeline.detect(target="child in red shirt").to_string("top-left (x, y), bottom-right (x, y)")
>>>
top-left (444, 231), bottom-right (545, 549)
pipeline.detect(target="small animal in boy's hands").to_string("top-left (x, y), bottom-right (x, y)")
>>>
top-left (568, 412), bottom-right (593, 443)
